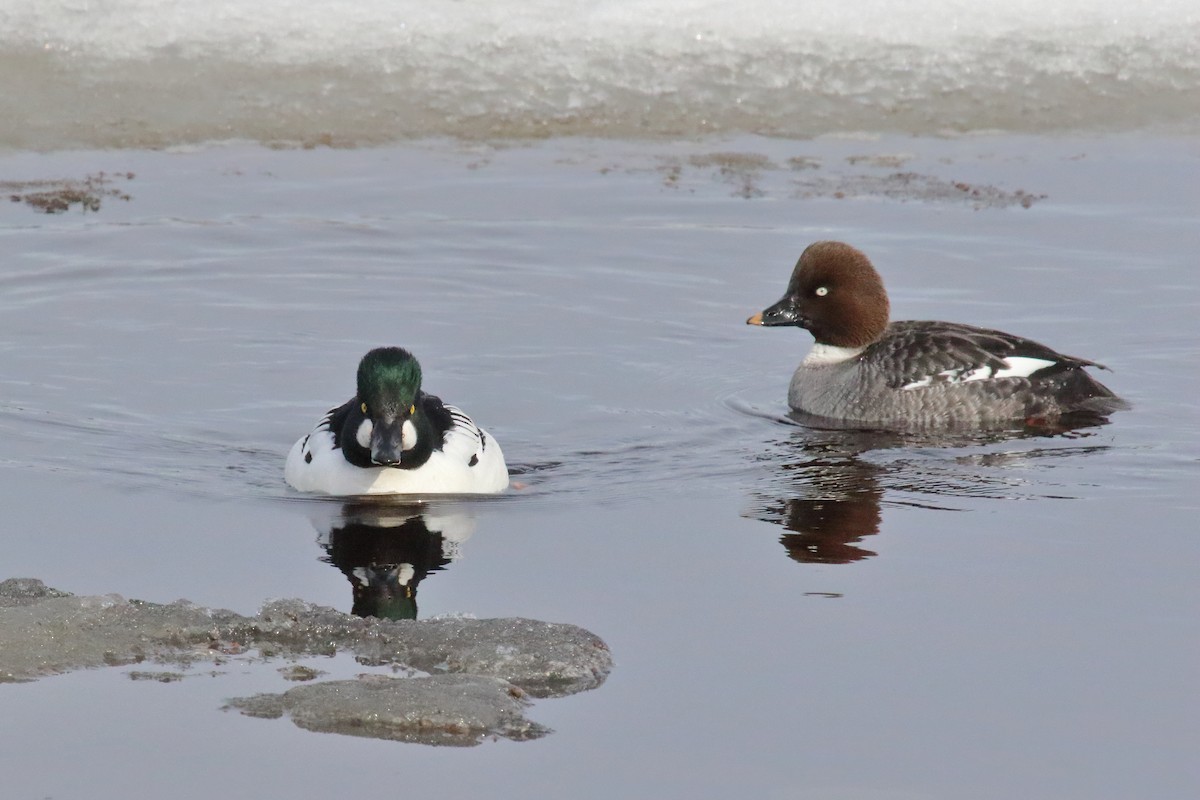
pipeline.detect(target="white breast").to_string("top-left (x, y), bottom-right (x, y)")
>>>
top-left (283, 405), bottom-right (509, 496)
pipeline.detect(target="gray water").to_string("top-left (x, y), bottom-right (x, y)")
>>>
top-left (1, 134), bottom-right (1198, 799)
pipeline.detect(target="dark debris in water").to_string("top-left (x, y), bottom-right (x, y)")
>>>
top-left (128, 670), bottom-right (187, 683)
top-left (279, 664), bottom-right (326, 682)
top-left (0, 578), bottom-right (612, 746)
top-left (792, 171), bottom-right (1047, 209)
top-left (632, 150), bottom-right (1045, 207)
top-left (2, 171), bottom-right (134, 214)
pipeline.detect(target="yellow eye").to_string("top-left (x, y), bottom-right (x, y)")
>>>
top-left (409, 404), bottom-right (416, 415)
top-left (361, 402), bottom-right (368, 414)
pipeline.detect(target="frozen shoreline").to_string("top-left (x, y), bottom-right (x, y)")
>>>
top-left (3, 1), bottom-right (1198, 149)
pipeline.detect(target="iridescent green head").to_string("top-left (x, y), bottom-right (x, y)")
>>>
top-left (356, 347), bottom-right (422, 417)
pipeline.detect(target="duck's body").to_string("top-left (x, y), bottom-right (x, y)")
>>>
top-left (284, 348), bottom-right (508, 496)
top-left (784, 319), bottom-right (1125, 426)
top-left (749, 242), bottom-right (1127, 428)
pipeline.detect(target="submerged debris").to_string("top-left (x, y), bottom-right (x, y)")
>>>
top-left (0, 578), bottom-right (613, 746)
top-left (128, 670), bottom-right (186, 683)
top-left (279, 664), bottom-right (326, 682)
top-left (628, 151), bottom-right (1045, 207)
top-left (791, 171), bottom-right (1046, 209)
top-left (2, 172), bottom-right (134, 214)
top-left (687, 152), bottom-right (773, 198)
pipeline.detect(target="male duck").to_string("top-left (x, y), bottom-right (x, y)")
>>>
top-left (285, 347), bottom-right (509, 495)
top-left (747, 241), bottom-right (1128, 428)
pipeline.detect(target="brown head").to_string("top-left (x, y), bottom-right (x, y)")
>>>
top-left (746, 241), bottom-right (891, 348)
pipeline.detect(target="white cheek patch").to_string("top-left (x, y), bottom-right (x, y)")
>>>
top-left (396, 563), bottom-right (415, 586)
top-left (401, 419), bottom-right (417, 451)
top-left (902, 356), bottom-right (1059, 390)
top-left (355, 419), bottom-right (373, 448)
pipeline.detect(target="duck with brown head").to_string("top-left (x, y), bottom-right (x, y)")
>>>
top-left (748, 241), bottom-right (1128, 428)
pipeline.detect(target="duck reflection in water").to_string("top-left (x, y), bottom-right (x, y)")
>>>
top-left (755, 450), bottom-right (884, 565)
top-left (313, 502), bottom-right (476, 620)
top-left (746, 411), bottom-right (1119, 566)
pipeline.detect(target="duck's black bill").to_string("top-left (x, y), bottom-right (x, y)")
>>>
top-left (370, 417), bottom-right (405, 466)
top-left (748, 297), bottom-right (805, 327)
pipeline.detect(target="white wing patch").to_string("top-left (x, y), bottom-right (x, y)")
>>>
top-left (902, 356), bottom-right (1058, 391)
top-left (993, 356), bottom-right (1058, 378)
top-left (441, 406), bottom-right (486, 464)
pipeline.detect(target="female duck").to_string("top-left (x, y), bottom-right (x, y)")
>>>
top-left (747, 241), bottom-right (1128, 428)
top-left (285, 347), bottom-right (509, 495)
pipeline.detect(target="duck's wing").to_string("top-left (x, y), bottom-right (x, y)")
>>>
top-left (418, 394), bottom-right (494, 467)
top-left (874, 321), bottom-right (1099, 391)
top-left (440, 405), bottom-right (496, 467)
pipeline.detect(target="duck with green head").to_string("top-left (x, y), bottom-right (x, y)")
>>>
top-left (285, 347), bottom-right (509, 495)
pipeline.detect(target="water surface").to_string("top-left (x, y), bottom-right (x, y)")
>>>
top-left (1, 135), bottom-right (1198, 799)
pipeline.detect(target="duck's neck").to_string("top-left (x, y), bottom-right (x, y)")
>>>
top-left (802, 342), bottom-right (865, 366)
